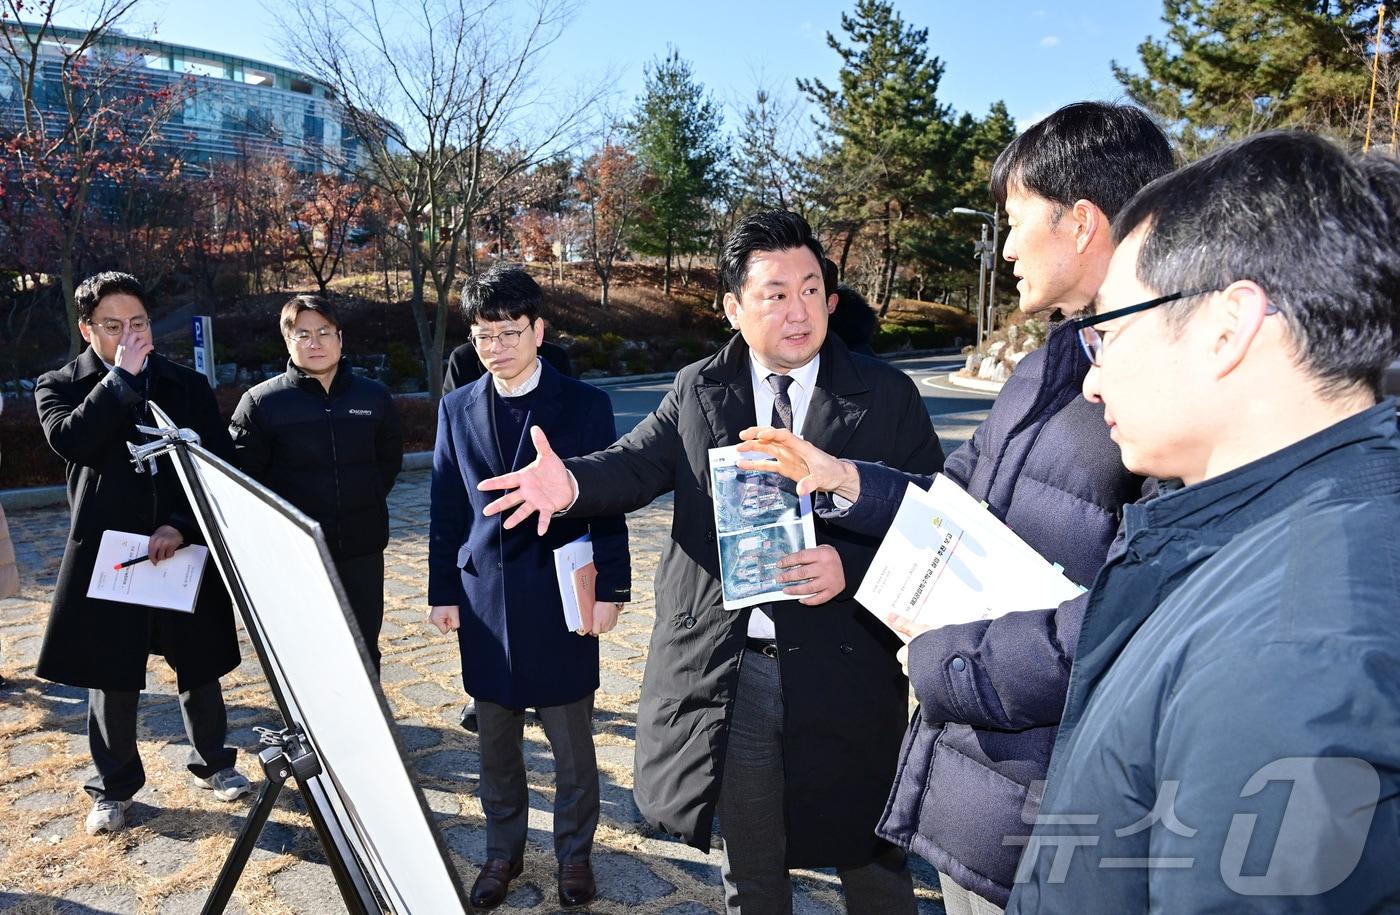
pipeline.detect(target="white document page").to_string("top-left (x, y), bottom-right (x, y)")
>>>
top-left (708, 444), bottom-right (817, 610)
top-left (86, 529), bottom-right (209, 613)
top-left (855, 475), bottom-right (1084, 639)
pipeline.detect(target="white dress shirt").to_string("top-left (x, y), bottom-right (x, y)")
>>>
top-left (746, 352), bottom-right (820, 639)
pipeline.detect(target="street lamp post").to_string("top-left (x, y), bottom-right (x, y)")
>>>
top-left (951, 206), bottom-right (1001, 344)
top-left (973, 222), bottom-right (988, 347)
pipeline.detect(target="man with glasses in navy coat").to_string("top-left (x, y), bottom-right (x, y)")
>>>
top-left (427, 264), bottom-right (629, 910)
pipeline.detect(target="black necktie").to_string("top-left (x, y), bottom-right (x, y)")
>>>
top-left (768, 373), bottom-right (795, 432)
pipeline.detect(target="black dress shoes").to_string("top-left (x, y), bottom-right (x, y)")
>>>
top-left (558, 860), bottom-right (597, 907)
top-left (470, 858), bottom-right (522, 909)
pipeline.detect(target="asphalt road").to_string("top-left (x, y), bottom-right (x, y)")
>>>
top-left (604, 354), bottom-right (996, 454)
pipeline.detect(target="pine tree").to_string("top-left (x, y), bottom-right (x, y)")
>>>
top-left (732, 88), bottom-right (805, 214)
top-left (629, 49), bottom-right (723, 295)
top-left (798, 0), bottom-right (958, 312)
top-left (1114, 0), bottom-right (1396, 147)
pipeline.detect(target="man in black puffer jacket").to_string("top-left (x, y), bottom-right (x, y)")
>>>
top-left (229, 295), bottom-right (403, 673)
top-left (739, 102), bottom-right (1172, 913)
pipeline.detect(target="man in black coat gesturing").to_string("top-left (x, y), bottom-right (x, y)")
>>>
top-left (479, 211), bottom-right (944, 914)
top-left (35, 272), bottom-right (249, 836)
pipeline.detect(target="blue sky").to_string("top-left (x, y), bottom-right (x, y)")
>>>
top-left (134, 0), bottom-right (1168, 132)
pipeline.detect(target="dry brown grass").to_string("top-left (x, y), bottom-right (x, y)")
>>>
top-left (882, 297), bottom-right (979, 337)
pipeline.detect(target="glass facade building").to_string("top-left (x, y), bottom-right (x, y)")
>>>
top-left (0, 23), bottom-right (392, 174)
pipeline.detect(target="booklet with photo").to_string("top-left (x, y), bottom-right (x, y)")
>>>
top-left (855, 475), bottom-right (1085, 640)
top-left (553, 535), bottom-right (596, 634)
top-left (86, 529), bottom-right (210, 613)
top-left (708, 444), bottom-right (818, 610)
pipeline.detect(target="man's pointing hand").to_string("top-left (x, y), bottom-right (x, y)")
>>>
top-left (478, 426), bottom-right (577, 535)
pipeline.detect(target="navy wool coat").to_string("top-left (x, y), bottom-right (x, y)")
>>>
top-left (826, 322), bottom-right (1145, 905)
top-left (428, 361), bottom-right (630, 709)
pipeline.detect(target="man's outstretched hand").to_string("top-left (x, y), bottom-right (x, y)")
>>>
top-left (736, 426), bottom-right (861, 501)
top-left (478, 426), bottom-right (577, 535)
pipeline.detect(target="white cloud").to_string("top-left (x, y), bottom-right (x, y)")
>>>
top-left (1040, 35), bottom-right (1061, 48)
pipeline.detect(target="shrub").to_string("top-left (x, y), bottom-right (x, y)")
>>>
top-left (385, 342), bottom-right (421, 385)
top-left (0, 398), bottom-right (67, 488)
top-left (393, 396), bottom-right (438, 453)
top-left (211, 272), bottom-right (247, 303)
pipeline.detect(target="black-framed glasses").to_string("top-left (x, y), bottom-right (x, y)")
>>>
top-left (1074, 290), bottom-right (1282, 365)
top-left (1075, 285), bottom-right (1283, 366)
top-left (1074, 289), bottom-right (1244, 366)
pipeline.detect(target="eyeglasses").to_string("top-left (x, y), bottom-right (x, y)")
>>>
top-left (88, 317), bottom-right (150, 336)
top-left (470, 324), bottom-right (530, 351)
top-left (1074, 289), bottom-right (1282, 365)
top-left (289, 327), bottom-right (339, 344)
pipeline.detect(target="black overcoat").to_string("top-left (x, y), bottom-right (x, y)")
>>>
top-left (567, 333), bottom-right (945, 867)
top-left (34, 349), bottom-right (240, 692)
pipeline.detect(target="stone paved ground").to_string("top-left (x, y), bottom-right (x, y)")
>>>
top-left (0, 470), bottom-right (948, 914)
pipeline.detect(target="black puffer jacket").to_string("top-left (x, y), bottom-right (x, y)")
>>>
top-left (229, 360), bottom-right (403, 559)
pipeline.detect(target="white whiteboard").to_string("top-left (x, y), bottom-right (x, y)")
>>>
top-left (152, 405), bottom-right (468, 914)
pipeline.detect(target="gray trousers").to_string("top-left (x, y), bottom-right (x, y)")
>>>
top-left (476, 693), bottom-right (599, 865)
top-left (86, 681), bottom-right (235, 802)
top-left (938, 873), bottom-right (1004, 915)
top-left (717, 649), bottom-right (917, 915)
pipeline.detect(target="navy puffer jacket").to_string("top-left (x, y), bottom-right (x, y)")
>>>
top-left (825, 321), bottom-right (1145, 905)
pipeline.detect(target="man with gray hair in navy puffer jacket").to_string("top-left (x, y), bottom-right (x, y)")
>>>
top-left (739, 101), bottom-right (1172, 913)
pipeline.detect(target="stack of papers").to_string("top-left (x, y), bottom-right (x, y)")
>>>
top-left (86, 529), bottom-right (209, 613)
top-left (855, 475), bottom-right (1084, 639)
top-left (553, 535), bottom-right (597, 634)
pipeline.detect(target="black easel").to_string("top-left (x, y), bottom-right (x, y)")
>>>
top-left (201, 725), bottom-right (343, 915)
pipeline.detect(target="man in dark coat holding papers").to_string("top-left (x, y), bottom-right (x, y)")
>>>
top-left (476, 211), bottom-right (944, 915)
top-left (427, 265), bottom-right (629, 910)
top-left (736, 104), bottom-right (1172, 913)
top-left (34, 272), bottom-right (247, 838)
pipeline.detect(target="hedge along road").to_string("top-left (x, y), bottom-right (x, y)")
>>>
top-left (0, 354), bottom-right (996, 512)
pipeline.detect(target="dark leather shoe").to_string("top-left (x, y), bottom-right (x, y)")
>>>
top-left (558, 861), bottom-right (596, 907)
top-left (470, 858), bottom-right (521, 909)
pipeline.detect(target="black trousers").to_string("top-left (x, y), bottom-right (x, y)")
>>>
top-left (86, 680), bottom-right (235, 802)
top-left (717, 648), bottom-right (917, 915)
top-left (334, 551), bottom-right (385, 674)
